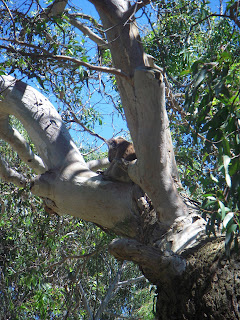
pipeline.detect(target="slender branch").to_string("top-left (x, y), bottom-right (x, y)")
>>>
top-left (78, 282), bottom-right (94, 320)
top-left (82, 141), bottom-right (106, 157)
top-left (0, 115), bottom-right (46, 174)
top-left (68, 12), bottom-right (101, 25)
top-left (0, 40), bottom-right (130, 79)
top-left (117, 275), bottom-right (145, 287)
top-left (186, 13), bottom-right (240, 42)
top-left (95, 263), bottom-right (124, 320)
top-left (0, 38), bottom-right (52, 55)
top-left (122, 0), bottom-right (151, 24)
top-left (67, 14), bottom-right (108, 47)
top-left (69, 109), bottom-right (107, 142)
top-left (1, 0), bottom-right (16, 39)
top-left (0, 154), bottom-right (27, 187)
top-left (49, 248), bottom-right (103, 269)
top-left (51, 54), bottom-right (130, 79)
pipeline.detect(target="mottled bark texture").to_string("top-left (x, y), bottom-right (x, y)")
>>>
top-left (156, 238), bottom-right (240, 320)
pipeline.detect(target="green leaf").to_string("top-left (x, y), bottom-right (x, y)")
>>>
top-left (223, 212), bottom-right (234, 228)
top-left (226, 223), bottom-right (237, 234)
top-left (180, 69), bottom-right (190, 76)
top-left (218, 200), bottom-right (226, 219)
top-left (223, 155), bottom-right (232, 187)
top-left (210, 174), bottom-right (218, 183)
top-left (225, 173), bottom-right (231, 187)
top-left (207, 196), bottom-right (217, 201)
top-left (194, 67), bottom-right (208, 88)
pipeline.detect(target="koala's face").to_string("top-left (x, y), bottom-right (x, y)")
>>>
top-left (107, 137), bottom-right (124, 162)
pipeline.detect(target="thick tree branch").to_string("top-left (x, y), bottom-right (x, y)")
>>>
top-left (41, 0), bottom-right (68, 17)
top-left (87, 158), bottom-right (110, 171)
top-left (109, 238), bottom-right (186, 284)
top-left (0, 75), bottom-right (140, 237)
top-left (0, 75), bottom-right (89, 172)
top-left (128, 68), bottom-right (187, 224)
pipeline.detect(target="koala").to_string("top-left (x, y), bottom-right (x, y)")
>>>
top-left (103, 137), bottom-right (137, 183)
top-left (107, 137), bottom-right (136, 162)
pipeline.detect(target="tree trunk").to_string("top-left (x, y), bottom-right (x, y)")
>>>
top-left (155, 238), bottom-right (240, 320)
top-left (0, 1), bottom-right (239, 319)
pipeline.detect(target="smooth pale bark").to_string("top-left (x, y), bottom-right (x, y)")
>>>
top-left (0, 0), bottom-right (207, 284)
top-left (0, 2), bottom-right (235, 318)
top-left (0, 114), bottom-right (45, 174)
top-left (0, 75), bottom-right (139, 237)
top-left (91, 0), bottom-right (188, 225)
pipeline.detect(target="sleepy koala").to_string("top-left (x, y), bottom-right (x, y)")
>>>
top-left (103, 137), bottom-right (137, 183)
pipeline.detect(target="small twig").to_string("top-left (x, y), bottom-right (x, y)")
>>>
top-left (185, 14), bottom-right (236, 43)
top-left (49, 246), bottom-right (106, 269)
top-left (0, 38), bottom-right (52, 54)
top-left (1, 0), bottom-right (16, 39)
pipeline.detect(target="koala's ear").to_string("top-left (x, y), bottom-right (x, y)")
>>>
top-left (107, 138), bottom-right (117, 149)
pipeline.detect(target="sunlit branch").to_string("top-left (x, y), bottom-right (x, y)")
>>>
top-left (41, 0), bottom-right (68, 17)
top-left (0, 41), bottom-right (129, 79)
top-left (1, 0), bottom-right (16, 39)
top-left (117, 275), bottom-right (145, 287)
top-left (52, 54), bottom-right (130, 79)
top-left (87, 158), bottom-right (110, 171)
top-left (0, 116), bottom-right (46, 174)
top-left (67, 13), bottom-right (104, 31)
top-left (67, 14), bottom-right (108, 47)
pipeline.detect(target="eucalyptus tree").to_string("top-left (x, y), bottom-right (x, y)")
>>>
top-left (0, 0), bottom-right (239, 319)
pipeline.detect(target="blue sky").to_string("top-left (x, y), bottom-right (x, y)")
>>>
top-left (67, 0), bottom-right (224, 151)
top-left (14, 0), bottom-right (226, 153)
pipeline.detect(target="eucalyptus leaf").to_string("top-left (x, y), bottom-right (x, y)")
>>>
top-left (223, 212), bottom-right (234, 228)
